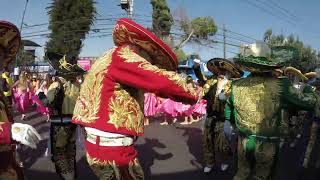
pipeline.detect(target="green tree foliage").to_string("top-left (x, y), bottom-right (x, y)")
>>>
top-left (18, 50), bottom-right (35, 66)
top-left (151, 0), bottom-right (173, 37)
top-left (45, 0), bottom-right (96, 64)
top-left (175, 16), bottom-right (217, 50)
top-left (264, 29), bottom-right (319, 72)
top-left (191, 17), bottom-right (217, 39)
top-left (175, 48), bottom-right (187, 61)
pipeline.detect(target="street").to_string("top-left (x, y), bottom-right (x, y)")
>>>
top-left (15, 110), bottom-right (320, 180)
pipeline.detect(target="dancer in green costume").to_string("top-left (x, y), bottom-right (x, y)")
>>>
top-left (224, 42), bottom-right (320, 180)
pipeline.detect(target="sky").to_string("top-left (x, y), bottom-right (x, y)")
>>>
top-left (1, 0), bottom-right (319, 62)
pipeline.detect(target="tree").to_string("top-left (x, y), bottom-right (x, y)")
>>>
top-left (264, 29), bottom-right (319, 72)
top-left (151, 0), bottom-right (173, 37)
top-left (45, 0), bottom-right (96, 64)
top-left (150, 2), bottom-right (217, 61)
top-left (175, 15), bottom-right (217, 50)
top-left (175, 48), bottom-right (187, 61)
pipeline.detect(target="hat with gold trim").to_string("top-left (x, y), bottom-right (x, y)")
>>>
top-left (206, 58), bottom-right (243, 78)
top-left (0, 20), bottom-right (21, 69)
top-left (45, 52), bottom-right (86, 81)
top-left (304, 72), bottom-right (317, 79)
top-left (236, 42), bottom-right (299, 73)
top-left (112, 18), bottom-right (177, 71)
top-left (284, 66), bottom-right (308, 81)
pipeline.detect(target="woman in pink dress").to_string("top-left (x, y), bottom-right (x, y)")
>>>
top-left (144, 92), bottom-right (160, 125)
top-left (157, 97), bottom-right (180, 125)
top-left (188, 83), bottom-right (207, 124)
top-left (179, 76), bottom-right (196, 125)
top-left (12, 72), bottom-right (31, 120)
top-left (33, 73), bottom-right (51, 122)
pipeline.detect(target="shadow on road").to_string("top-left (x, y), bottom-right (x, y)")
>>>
top-left (136, 138), bottom-right (173, 179)
top-left (175, 126), bottom-right (203, 167)
top-left (18, 139), bottom-right (48, 169)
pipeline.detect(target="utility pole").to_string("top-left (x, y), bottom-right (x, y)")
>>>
top-left (128, 0), bottom-right (134, 19)
top-left (120, 0), bottom-right (134, 19)
top-left (223, 24), bottom-right (226, 59)
top-left (15, 0), bottom-right (29, 74)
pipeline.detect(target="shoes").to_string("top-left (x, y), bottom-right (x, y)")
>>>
top-left (296, 134), bottom-right (302, 138)
top-left (160, 122), bottom-right (168, 126)
top-left (46, 115), bottom-right (50, 122)
top-left (18, 161), bottom-right (24, 168)
top-left (180, 121), bottom-right (189, 125)
top-left (21, 114), bottom-right (26, 121)
top-left (44, 148), bottom-right (49, 157)
top-left (173, 118), bottom-right (177, 124)
top-left (290, 142), bottom-right (296, 148)
top-left (203, 166), bottom-right (212, 173)
top-left (221, 164), bottom-right (229, 171)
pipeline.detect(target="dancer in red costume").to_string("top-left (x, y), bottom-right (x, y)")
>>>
top-left (0, 20), bottom-right (41, 180)
top-left (72, 18), bottom-right (198, 179)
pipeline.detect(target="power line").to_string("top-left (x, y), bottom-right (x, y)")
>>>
top-left (268, 0), bottom-right (299, 20)
top-left (253, 0), bottom-right (298, 23)
top-left (242, 0), bottom-right (296, 26)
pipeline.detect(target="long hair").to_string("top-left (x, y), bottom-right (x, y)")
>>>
top-left (18, 72), bottom-right (27, 89)
top-left (43, 73), bottom-right (52, 87)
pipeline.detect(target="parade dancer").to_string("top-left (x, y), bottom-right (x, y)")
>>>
top-left (45, 53), bottom-right (85, 180)
top-left (198, 58), bottom-right (243, 173)
top-left (302, 72), bottom-right (319, 168)
top-left (0, 20), bottom-right (41, 180)
top-left (72, 18), bottom-right (197, 180)
top-left (143, 92), bottom-right (159, 125)
top-left (284, 67), bottom-right (310, 148)
top-left (12, 72), bottom-right (31, 120)
top-left (188, 81), bottom-right (206, 124)
top-left (224, 42), bottom-right (320, 180)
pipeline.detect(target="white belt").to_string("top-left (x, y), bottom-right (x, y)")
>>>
top-left (86, 133), bottom-right (134, 146)
top-left (50, 117), bottom-right (72, 123)
top-left (85, 127), bottom-right (134, 146)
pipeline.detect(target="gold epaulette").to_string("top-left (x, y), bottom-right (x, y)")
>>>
top-left (201, 79), bottom-right (217, 98)
top-left (224, 81), bottom-right (232, 97)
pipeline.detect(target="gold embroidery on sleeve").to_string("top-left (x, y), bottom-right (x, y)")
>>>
top-left (118, 46), bottom-right (197, 97)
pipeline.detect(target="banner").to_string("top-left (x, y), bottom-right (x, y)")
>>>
top-left (77, 57), bottom-right (93, 70)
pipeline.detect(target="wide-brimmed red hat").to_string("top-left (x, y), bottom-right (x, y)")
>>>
top-left (0, 20), bottom-right (21, 69)
top-left (112, 18), bottom-right (177, 71)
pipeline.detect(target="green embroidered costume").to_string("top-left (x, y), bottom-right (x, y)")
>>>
top-left (197, 58), bottom-right (243, 173)
top-left (226, 42), bottom-right (320, 180)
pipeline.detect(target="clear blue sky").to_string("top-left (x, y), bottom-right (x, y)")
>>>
top-left (1, 0), bottom-right (319, 61)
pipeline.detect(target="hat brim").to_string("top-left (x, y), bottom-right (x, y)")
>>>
top-left (304, 72), bottom-right (317, 79)
top-left (235, 56), bottom-right (282, 72)
top-left (46, 52), bottom-right (86, 81)
top-left (113, 18), bottom-right (177, 71)
top-left (206, 58), bottom-right (243, 78)
top-left (0, 21), bottom-right (21, 69)
top-left (284, 67), bottom-right (308, 81)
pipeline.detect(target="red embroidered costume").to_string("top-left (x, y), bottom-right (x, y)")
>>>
top-left (72, 18), bottom-right (197, 179)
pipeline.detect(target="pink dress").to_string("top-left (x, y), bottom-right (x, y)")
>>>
top-left (190, 99), bottom-right (207, 116)
top-left (144, 93), bottom-right (159, 117)
top-left (30, 81), bottom-right (50, 115)
top-left (13, 87), bottom-right (30, 114)
top-left (177, 103), bottom-right (192, 117)
top-left (31, 95), bottom-right (49, 115)
top-left (157, 98), bottom-right (181, 117)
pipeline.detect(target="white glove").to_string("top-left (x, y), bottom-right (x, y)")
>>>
top-left (11, 123), bottom-right (42, 149)
top-left (218, 92), bottom-right (227, 101)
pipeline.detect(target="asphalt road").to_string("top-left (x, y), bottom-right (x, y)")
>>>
top-left (13, 110), bottom-right (320, 180)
